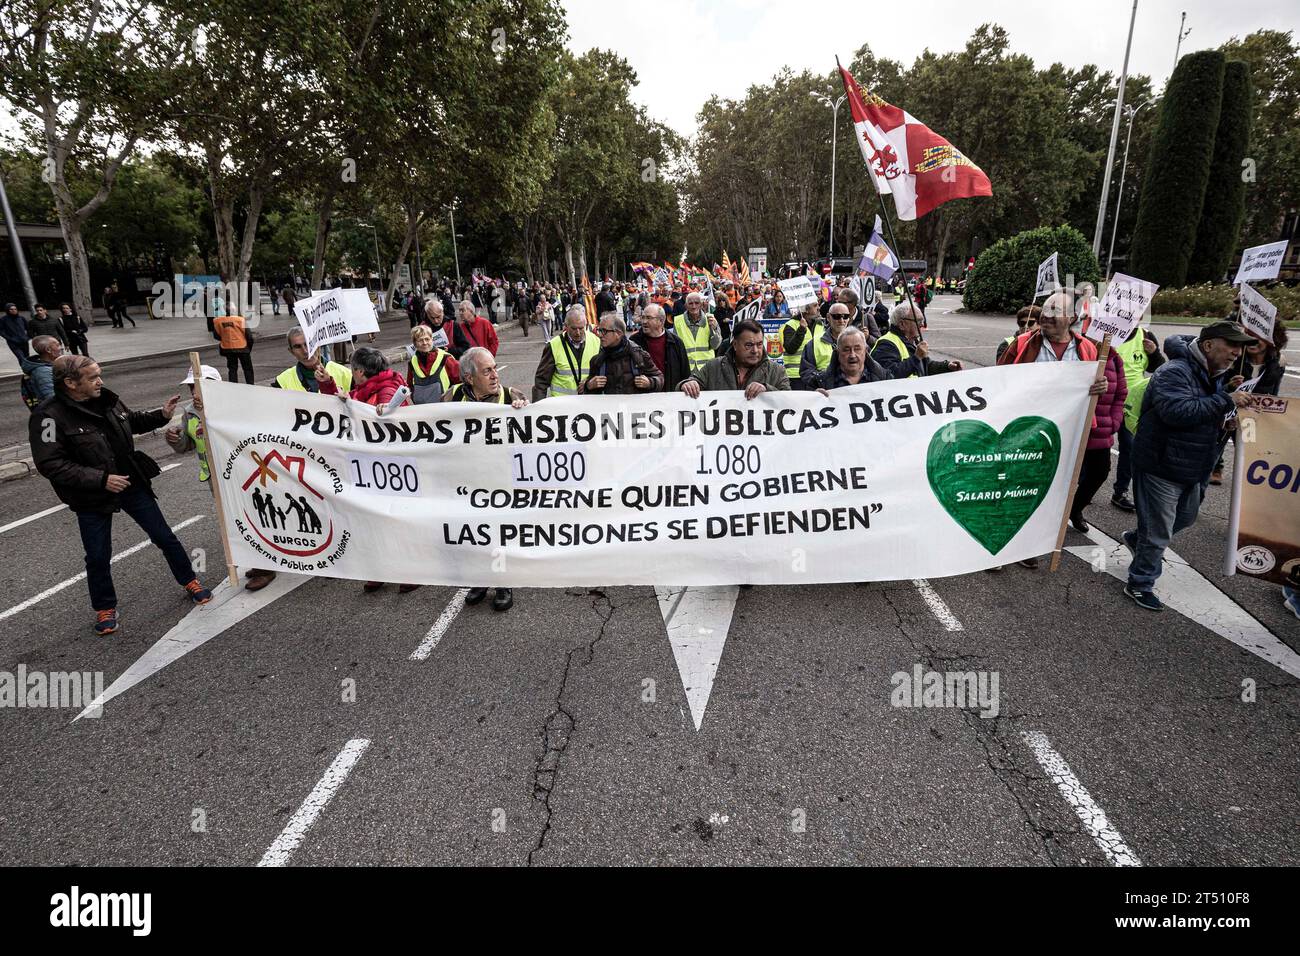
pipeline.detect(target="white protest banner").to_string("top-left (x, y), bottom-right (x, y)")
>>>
top-left (1230, 395), bottom-right (1300, 586)
top-left (1233, 240), bottom-right (1289, 285)
top-left (201, 363), bottom-right (1095, 587)
top-left (1237, 283), bottom-right (1277, 344)
top-left (1034, 252), bottom-right (1059, 299)
top-left (1086, 272), bottom-right (1159, 344)
top-left (336, 288), bottom-right (380, 335)
top-left (778, 276), bottom-right (818, 310)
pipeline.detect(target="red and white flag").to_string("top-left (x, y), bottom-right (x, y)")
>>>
top-left (837, 63), bottom-right (992, 221)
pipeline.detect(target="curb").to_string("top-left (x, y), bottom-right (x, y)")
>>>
top-left (0, 459), bottom-right (32, 482)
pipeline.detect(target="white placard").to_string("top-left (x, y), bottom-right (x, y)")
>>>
top-left (293, 288), bottom-right (381, 356)
top-left (1233, 240), bottom-right (1288, 285)
top-left (1086, 272), bottom-right (1160, 343)
top-left (1237, 283), bottom-right (1277, 343)
top-left (202, 363), bottom-right (1095, 586)
top-left (777, 277), bottom-right (818, 310)
top-left (1034, 253), bottom-right (1059, 298)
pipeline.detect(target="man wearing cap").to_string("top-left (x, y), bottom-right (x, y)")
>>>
top-left (1122, 321), bottom-right (1255, 611)
top-left (167, 365), bottom-right (277, 592)
top-left (2, 302), bottom-right (29, 363)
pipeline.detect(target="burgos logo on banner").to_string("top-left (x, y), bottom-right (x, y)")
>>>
top-left (223, 438), bottom-right (350, 572)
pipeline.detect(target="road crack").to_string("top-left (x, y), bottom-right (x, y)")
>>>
top-left (526, 588), bottom-right (615, 866)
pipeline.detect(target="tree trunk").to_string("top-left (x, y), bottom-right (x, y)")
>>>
top-left (236, 184), bottom-right (264, 287)
top-left (59, 221), bottom-right (95, 325)
top-left (385, 206), bottom-right (421, 307)
top-left (311, 180), bottom-right (339, 291)
top-left (934, 217), bottom-right (954, 280)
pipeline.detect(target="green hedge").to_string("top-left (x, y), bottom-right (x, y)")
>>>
top-left (1152, 282), bottom-right (1300, 322)
top-left (961, 225), bottom-right (1101, 314)
top-left (1186, 60), bottom-right (1253, 284)
top-left (1129, 51), bottom-right (1226, 288)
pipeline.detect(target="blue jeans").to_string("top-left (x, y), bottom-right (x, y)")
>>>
top-left (1285, 585), bottom-right (1298, 606)
top-left (1113, 427), bottom-right (1133, 496)
top-left (76, 488), bottom-right (196, 611)
top-left (1127, 469), bottom-right (1206, 590)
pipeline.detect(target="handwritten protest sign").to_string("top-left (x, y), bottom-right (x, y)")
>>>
top-left (1238, 283), bottom-right (1277, 344)
top-left (1085, 273), bottom-right (1159, 344)
top-left (1233, 240), bottom-right (1288, 285)
top-left (777, 276), bottom-right (818, 310)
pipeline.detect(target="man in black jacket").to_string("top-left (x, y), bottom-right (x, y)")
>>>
top-left (630, 304), bottom-right (689, 391)
top-left (29, 355), bottom-right (212, 635)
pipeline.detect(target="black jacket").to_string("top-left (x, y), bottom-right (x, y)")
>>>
top-left (29, 388), bottom-right (167, 513)
top-left (631, 330), bottom-right (690, 392)
top-left (583, 339), bottom-right (663, 395)
top-left (27, 314), bottom-right (69, 348)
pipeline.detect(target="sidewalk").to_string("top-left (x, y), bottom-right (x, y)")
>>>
top-left (0, 305), bottom-right (393, 381)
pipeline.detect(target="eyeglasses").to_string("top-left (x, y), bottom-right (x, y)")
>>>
top-left (598, 328), bottom-right (619, 335)
top-left (289, 342), bottom-right (308, 351)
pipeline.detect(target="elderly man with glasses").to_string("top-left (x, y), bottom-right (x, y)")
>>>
top-left (271, 326), bottom-right (353, 393)
top-left (582, 314), bottom-right (662, 395)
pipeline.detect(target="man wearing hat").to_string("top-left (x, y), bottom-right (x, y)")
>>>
top-left (2, 302), bottom-right (29, 363)
top-left (166, 364), bottom-right (277, 592)
top-left (1123, 321), bottom-right (1255, 611)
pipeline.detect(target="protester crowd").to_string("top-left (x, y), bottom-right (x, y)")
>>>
top-left (20, 261), bottom-right (1298, 635)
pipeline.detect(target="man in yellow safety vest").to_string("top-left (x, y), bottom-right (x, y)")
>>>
top-left (676, 291), bottom-right (721, 375)
top-left (271, 326), bottom-right (353, 393)
top-left (532, 305), bottom-right (601, 401)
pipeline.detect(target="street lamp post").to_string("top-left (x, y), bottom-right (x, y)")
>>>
top-left (1105, 99), bottom-right (1154, 279)
top-left (1093, 0), bottom-right (1139, 259)
top-left (811, 91), bottom-right (847, 259)
top-left (449, 202), bottom-right (461, 285)
top-left (0, 165), bottom-right (39, 313)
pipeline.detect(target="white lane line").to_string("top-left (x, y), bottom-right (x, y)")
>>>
top-left (911, 579), bottom-right (964, 631)
top-left (1021, 730), bottom-right (1142, 867)
top-left (0, 504), bottom-right (67, 535)
top-left (0, 462), bottom-right (183, 536)
top-left (410, 588), bottom-right (468, 661)
top-left (0, 515), bottom-right (204, 623)
top-left (257, 738), bottom-right (371, 867)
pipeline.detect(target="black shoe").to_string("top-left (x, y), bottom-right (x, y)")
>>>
top-left (492, 588), bottom-right (513, 611)
top-left (464, 587), bottom-right (488, 606)
top-left (1111, 493), bottom-right (1135, 512)
top-left (1070, 513), bottom-right (1090, 533)
top-left (1018, 557), bottom-right (1040, 569)
top-left (1124, 584), bottom-right (1164, 612)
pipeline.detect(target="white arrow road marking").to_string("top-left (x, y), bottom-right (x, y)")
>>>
top-left (1021, 731), bottom-right (1142, 867)
top-left (1065, 527), bottom-right (1300, 680)
top-left (656, 585), bottom-right (738, 731)
top-left (73, 570), bottom-right (311, 721)
top-left (257, 738), bottom-right (370, 867)
top-left (0, 515), bottom-right (205, 623)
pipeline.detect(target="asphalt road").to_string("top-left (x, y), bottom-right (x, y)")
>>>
top-left (0, 298), bottom-right (1296, 866)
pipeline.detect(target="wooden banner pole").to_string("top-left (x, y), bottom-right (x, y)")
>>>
top-left (189, 351), bottom-right (238, 588)
top-left (1049, 333), bottom-right (1111, 572)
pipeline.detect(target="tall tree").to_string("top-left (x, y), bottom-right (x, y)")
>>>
top-left (1187, 60), bottom-right (1254, 283)
top-left (0, 0), bottom-right (189, 316)
top-left (1130, 50), bottom-right (1226, 288)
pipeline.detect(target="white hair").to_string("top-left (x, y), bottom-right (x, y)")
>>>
top-left (461, 346), bottom-right (493, 379)
top-left (838, 325), bottom-right (868, 346)
top-left (890, 302), bottom-right (923, 325)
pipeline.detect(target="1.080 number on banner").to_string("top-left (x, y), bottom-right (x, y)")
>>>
top-left (348, 453), bottom-right (421, 497)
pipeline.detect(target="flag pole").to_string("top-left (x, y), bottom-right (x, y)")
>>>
top-left (875, 194), bottom-right (924, 342)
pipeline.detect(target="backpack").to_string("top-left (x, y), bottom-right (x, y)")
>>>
top-left (21, 372), bottom-right (40, 410)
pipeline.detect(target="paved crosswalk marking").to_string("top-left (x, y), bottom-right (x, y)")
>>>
top-left (656, 585), bottom-right (738, 731)
top-left (73, 570), bottom-right (311, 721)
top-left (1065, 527), bottom-right (1300, 680)
top-left (1022, 730), bottom-right (1142, 867)
top-left (257, 738), bottom-right (370, 867)
top-left (0, 515), bottom-right (205, 623)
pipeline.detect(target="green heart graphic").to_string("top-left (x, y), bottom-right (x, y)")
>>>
top-left (926, 416), bottom-right (1062, 555)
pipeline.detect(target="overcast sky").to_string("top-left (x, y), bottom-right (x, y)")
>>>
top-left (563, 0), bottom-right (1300, 137)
